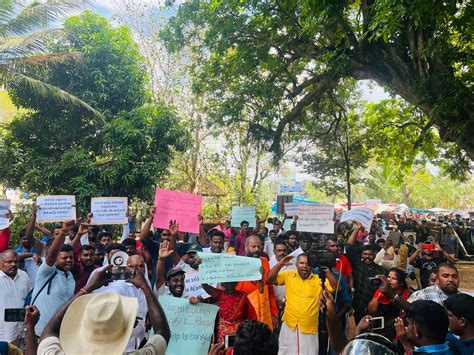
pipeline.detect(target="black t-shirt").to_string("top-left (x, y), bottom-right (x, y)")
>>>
top-left (414, 256), bottom-right (446, 288)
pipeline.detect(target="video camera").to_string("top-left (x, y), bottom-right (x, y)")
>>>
top-left (307, 247), bottom-right (337, 270)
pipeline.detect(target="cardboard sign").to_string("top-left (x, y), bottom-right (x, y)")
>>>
top-left (158, 296), bottom-right (218, 355)
top-left (0, 199), bottom-right (11, 230)
top-left (184, 270), bottom-right (210, 299)
top-left (284, 202), bottom-right (299, 217)
top-left (198, 253), bottom-right (262, 284)
top-left (340, 207), bottom-right (374, 231)
top-left (154, 188), bottom-right (202, 233)
top-left (36, 195), bottom-right (76, 222)
top-left (231, 206), bottom-right (256, 228)
top-left (90, 197), bottom-right (128, 225)
top-left (296, 203), bottom-right (334, 233)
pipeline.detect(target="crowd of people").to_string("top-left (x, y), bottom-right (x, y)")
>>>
top-left (0, 204), bottom-right (473, 355)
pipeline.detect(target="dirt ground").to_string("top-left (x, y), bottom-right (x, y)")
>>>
top-left (457, 261), bottom-right (474, 294)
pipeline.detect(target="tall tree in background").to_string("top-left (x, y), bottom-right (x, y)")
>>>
top-left (0, 12), bottom-right (187, 210)
top-left (0, 0), bottom-right (102, 117)
top-left (162, 0), bottom-right (473, 171)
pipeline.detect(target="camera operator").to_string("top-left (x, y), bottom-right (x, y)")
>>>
top-left (319, 289), bottom-right (398, 355)
top-left (267, 253), bottom-right (338, 354)
top-left (346, 222), bottom-right (387, 322)
top-left (409, 241), bottom-right (456, 289)
top-left (367, 268), bottom-right (410, 341)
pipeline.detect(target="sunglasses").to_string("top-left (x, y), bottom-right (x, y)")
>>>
top-left (162, 233), bottom-right (171, 236)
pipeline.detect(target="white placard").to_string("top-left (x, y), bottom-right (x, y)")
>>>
top-left (91, 197), bottom-right (128, 225)
top-left (36, 195), bottom-right (76, 222)
top-left (184, 269), bottom-right (211, 299)
top-left (296, 203), bottom-right (334, 233)
top-left (284, 202), bottom-right (299, 216)
top-left (340, 207), bottom-right (374, 231)
top-left (0, 199), bottom-right (11, 230)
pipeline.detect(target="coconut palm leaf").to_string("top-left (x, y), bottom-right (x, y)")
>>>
top-left (8, 73), bottom-right (105, 123)
top-left (0, 0), bottom-right (103, 122)
top-left (0, 0), bottom-right (90, 38)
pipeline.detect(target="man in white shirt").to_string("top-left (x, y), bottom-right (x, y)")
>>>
top-left (269, 240), bottom-right (289, 307)
top-left (0, 250), bottom-right (31, 343)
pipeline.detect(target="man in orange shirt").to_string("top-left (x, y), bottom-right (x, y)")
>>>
top-left (236, 235), bottom-right (279, 331)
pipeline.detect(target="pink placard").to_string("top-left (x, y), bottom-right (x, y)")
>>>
top-left (154, 188), bottom-right (203, 233)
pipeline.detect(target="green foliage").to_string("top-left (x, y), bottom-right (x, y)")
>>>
top-left (1, 12), bottom-right (188, 213)
top-left (162, 0), bottom-right (474, 168)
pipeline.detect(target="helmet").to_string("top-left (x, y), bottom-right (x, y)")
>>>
top-left (342, 333), bottom-right (397, 355)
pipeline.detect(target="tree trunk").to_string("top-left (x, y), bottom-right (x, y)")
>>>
top-left (346, 160), bottom-right (352, 210)
top-left (401, 184), bottom-right (410, 205)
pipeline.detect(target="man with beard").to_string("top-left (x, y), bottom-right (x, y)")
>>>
top-left (267, 253), bottom-right (338, 354)
top-left (154, 240), bottom-right (197, 301)
top-left (346, 222), bottom-right (387, 322)
top-left (0, 250), bottom-right (31, 343)
top-left (407, 263), bottom-right (461, 306)
top-left (236, 235), bottom-right (279, 331)
top-left (71, 244), bottom-right (97, 294)
top-left (31, 221), bottom-right (76, 337)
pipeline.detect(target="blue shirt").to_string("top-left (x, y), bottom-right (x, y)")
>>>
top-left (413, 342), bottom-right (452, 354)
top-left (31, 263), bottom-right (75, 336)
top-left (446, 331), bottom-right (474, 355)
top-left (15, 246), bottom-right (35, 253)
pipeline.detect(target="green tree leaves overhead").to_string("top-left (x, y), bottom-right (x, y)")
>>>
top-left (162, 0), bottom-right (473, 165)
top-left (1, 12), bottom-right (188, 211)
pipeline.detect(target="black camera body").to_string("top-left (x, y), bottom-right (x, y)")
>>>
top-left (307, 248), bottom-right (337, 269)
top-left (369, 277), bottom-right (383, 287)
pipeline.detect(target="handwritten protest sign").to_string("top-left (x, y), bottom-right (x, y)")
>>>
top-left (231, 206), bottom-right (256, 228)
top-left (90, 197), bottom-right (128, 225)
top-left (36, 195), bottom-right (76, 222)
top-left (158, 295), bottom-right (218, 355)
top-left (284, 202), bottom-right (299, 216)
top-left (198, 253), bottom-right (262, 283)
top-left (154, 188), bottom-right (202, 233)
top-left (296, 203), bottom-right (334, 233)
top-left (340, 207), bottom-right (374, 231)
top-left (0, 199), bottom-right (11, 230)
top-left (184, 270), bottom-right (210, 299)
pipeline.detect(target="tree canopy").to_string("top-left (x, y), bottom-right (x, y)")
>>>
top-left (0, 12), bottom-right (188, 210)
top-left (162, 0), bottom-right (473, 170)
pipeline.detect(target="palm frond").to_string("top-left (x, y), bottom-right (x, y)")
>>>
top-left (0, 28), bottom-right (65, 64)
top-left (0, 0), bottom-right (91, 38)
top-left (8, 73), bottom-right (105, 124)
top-left (0, 51), bottom-right (81, 79)
top-left (0, 0), bottom-right (17, 24)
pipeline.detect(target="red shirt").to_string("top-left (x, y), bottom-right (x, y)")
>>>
top-left (372, 288), bottom-right (410, 304)
top-left (0, 227), bottom-right (11, 253)
top-left (336, 254), bottom-right (353, 283)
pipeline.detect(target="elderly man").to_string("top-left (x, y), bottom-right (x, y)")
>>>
top-left (0, 250), bottom-right (31, 343)
top-left (236, 235), bottom-right (279, 331)
top-left (267, 253), bottom-right (338, 354)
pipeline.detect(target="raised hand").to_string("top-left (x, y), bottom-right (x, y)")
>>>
top-left (159, 240), bottom-right (174, 259)
top-left (169, 220), bottom-right (179, 236)
top-left (278, 255), bottom-right (294, 267)
top-left (149, 206), bottom-right (156, 218)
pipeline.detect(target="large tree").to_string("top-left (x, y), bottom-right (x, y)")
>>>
top-left (162, 0), bottom-right (473, 165)
top-left (1, 12), bottom-right (188, 210)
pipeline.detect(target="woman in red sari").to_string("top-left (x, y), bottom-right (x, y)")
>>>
top-left (202, 282), bottom-right (256, 342)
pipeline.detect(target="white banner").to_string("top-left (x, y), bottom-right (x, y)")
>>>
top-left (36, 195), bottom-right (76, 222)
top-left (0, 199), bottom-right (11, 230)
top-left (91, 197), bottom-right (128, 225)
top-left (284, 202), bottom-right (299, 216)
top-left (297, 203), bottom-right (334, 233)
top-left (340, 207), bottom-right (374, 231)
